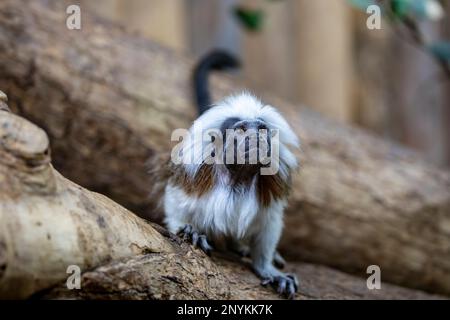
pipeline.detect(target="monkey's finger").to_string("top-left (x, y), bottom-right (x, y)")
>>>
top-left (261, 278), bottom-right (272, 286)
top-left (287, 281), bottom-right (296, 300)
top-left (287, 274), bottom-right (299, 291)
top-left (179, 224), bottom-right (192, 241)
top-left (176, 227), bottom-right (184, 236)
top-left (177, 224), bottom-right (188, 236)
top-left (199, 238), bottom-right (212, 255)
top-left (191, 232), bottom-right (199, 247)
top-left (198, 235), bottom-right (213, 256)
top-left (277, 278), bottom-right (287, 295)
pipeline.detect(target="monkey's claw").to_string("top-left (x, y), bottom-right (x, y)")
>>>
top-left (178, 224), bottom-right (213, 256)
top-left (261, 274), bottom-right (299, 299)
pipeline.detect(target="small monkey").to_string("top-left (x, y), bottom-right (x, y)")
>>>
top-left (158, 51), bottom-right (300, 298)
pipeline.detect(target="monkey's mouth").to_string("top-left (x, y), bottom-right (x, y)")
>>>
top-left (222, 132), bottom-right (271, 165)
top-left (223, 144), bottom-right (272, 176)
top-left (214, 118), bottom-right (274, 172)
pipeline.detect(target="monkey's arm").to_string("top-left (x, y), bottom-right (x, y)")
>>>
top-left (164, 184), bottom-right (214, 255)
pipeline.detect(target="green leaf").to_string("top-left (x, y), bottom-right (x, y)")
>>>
top-left (429, 42), bottom-right (450, 62)
top-left (390, 0), bottom-right (411, 19)
top-left (233, 6), bottom-right (265, 32)
top-left (390, 0), bottom-right (444, 21)
top-left (348, 0), bottom-right (378, 11)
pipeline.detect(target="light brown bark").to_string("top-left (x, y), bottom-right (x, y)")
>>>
top-left (0, 0), bottom-right (449, 295)
top-left (0, 103), bottom-right (444, 300)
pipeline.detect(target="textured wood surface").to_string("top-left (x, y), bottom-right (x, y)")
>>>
top-left (1, 107), bottom-right (444, 300)
top-left (0, 0), bottom-right (449, 295)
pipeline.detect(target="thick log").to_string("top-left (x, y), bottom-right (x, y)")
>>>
top-left (0, 105), bottom-right (169, 298)
top-left (0, 0), bottom-right (449, 295)
top-left (2, 106), bottom-right (443, 300)
top-left (42, 256), bottom-right (445, 300)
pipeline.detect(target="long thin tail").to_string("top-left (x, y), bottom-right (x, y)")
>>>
top-left (193, 50), bottom-right (240, 115)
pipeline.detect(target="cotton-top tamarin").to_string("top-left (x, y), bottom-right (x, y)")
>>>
top-left (156, 51), bottom-right (300, 298)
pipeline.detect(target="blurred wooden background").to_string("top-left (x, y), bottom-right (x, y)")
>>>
top-left (80, 0), bottom-right (450, 167)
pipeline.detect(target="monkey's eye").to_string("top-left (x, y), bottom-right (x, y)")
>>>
top-left (256, 118), bottom-right (268, 130)
top-left (220, 117), bottom-right (241, 137)
top-left (258, 123), bottom-right (268, 131)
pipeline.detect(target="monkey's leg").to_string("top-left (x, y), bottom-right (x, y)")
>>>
top-left (250, 212), bottom-right (298, 299)
top-left (230, 240), bottom-right (286, 268)
top-left (273, 251), bottom-right (286, 269)
top-left (229, 240), bottom-right (250, 257)
top-left (178, 224), bottom-right (213, 256)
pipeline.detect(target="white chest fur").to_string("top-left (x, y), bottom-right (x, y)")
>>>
top-left (164, 183), bottom-right (260, 240)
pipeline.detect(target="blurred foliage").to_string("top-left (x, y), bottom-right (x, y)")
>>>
top-left (349, 0), bottom-right (450, 71)
top-left (429, 42), bottom-right (450, 63)
top-left (233, 1), bottom-right (449, 68)
top-left (232, 0), bottom-right (284, 32)
top-left (233, 6), bottom-right (265, 32)
top-left (349, 0), bottom-right (445, 20)
top-left (390, 0), bottom-right (444, 20)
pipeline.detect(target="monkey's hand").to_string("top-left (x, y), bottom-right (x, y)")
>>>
top-left (261, 273), bottom-right (299, 300)
top-left (178, 224), bottom-right (213, 256)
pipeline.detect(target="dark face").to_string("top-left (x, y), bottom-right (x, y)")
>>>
top-left (218, 117), bottom-right (272, 176)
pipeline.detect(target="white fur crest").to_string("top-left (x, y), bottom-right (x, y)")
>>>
top-left (181, 92), bottom-right (299, 179)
